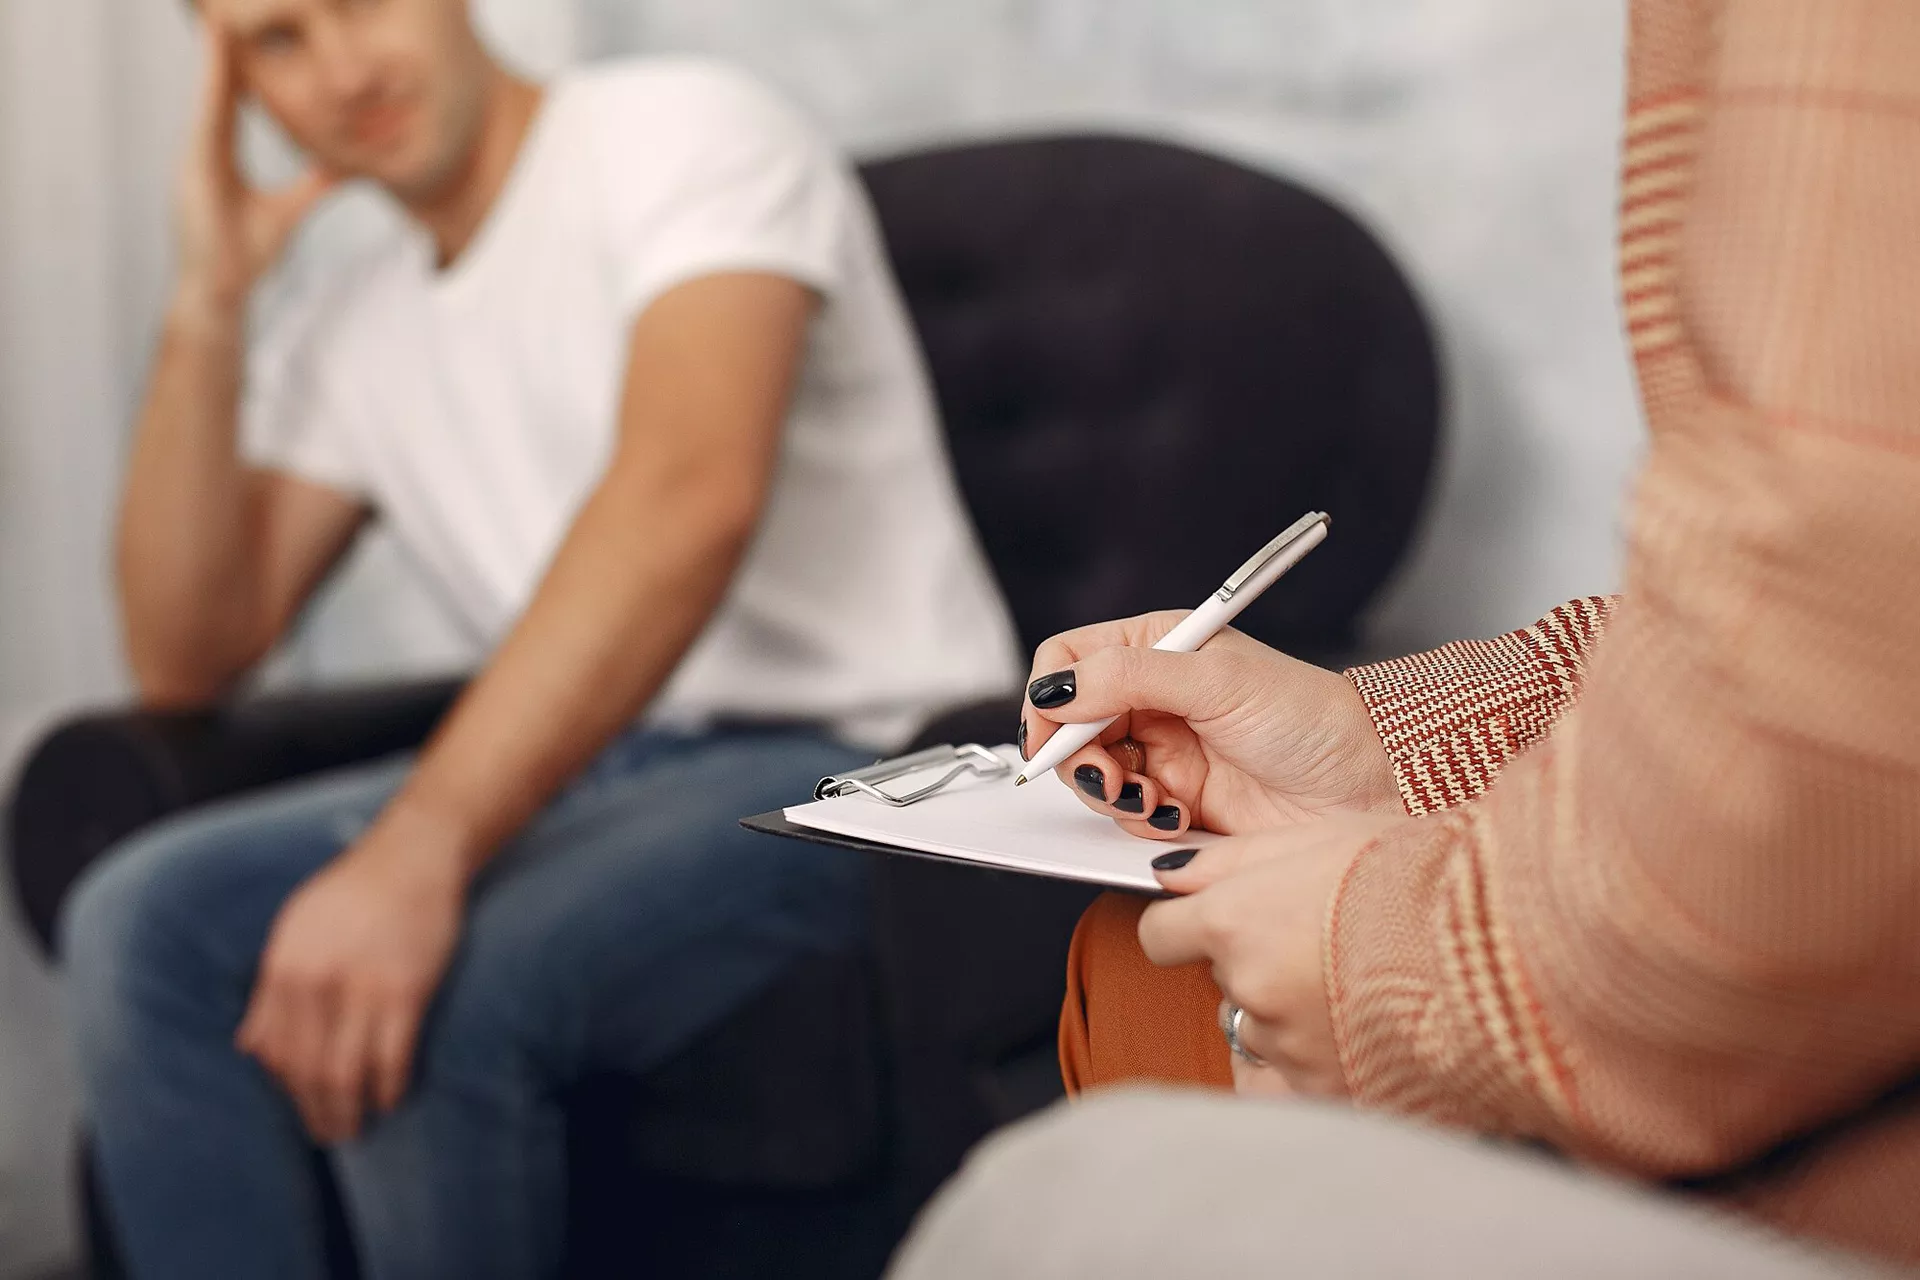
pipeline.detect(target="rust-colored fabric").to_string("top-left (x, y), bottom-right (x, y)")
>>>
top-left (1060, 892), bottom-right (1233, 1096)
top-left (1065, 2), bottom-right (1920, 1265)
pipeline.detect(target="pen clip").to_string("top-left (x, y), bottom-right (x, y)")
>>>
top-left (1218, 512), bottom-right (1330, 601)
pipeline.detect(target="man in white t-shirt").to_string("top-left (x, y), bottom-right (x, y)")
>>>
top-left (60, 1), bottom-right (1019, 1275)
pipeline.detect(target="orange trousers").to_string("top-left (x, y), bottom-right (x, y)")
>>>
top-left (1058, 892), bottom-right (1234, 1095)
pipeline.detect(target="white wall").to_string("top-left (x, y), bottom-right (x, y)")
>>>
top-left (0, 3), bottom-right (1638, 1274)
top-left (578, 0), bottom-right (1643, 654)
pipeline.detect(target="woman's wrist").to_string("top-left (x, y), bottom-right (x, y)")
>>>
top-left (1333, 677), bottom-right (1403, 816)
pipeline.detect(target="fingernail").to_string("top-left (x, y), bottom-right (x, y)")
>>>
top-left (1115, 782), bottom-right (1144, 814)
top-left (1149, 805), bottom-right (1182, 832)
top-left (1073, 764), bottom-right (1105, 799)
top-left (1151, 848), bottom-right (1199, 872)
top-left (1017, 718), bottom-right (1029, 760)
top-left (1027, 670), bottom-right (1077, 709)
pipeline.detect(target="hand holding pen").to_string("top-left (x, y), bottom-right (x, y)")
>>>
top-left (1015, 514), bottom-right (1405, 841)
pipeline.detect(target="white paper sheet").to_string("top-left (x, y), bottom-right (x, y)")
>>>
top-left (782, 745), bottom-right (1219, 892)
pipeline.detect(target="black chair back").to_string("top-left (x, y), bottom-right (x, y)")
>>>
top-left (861, 134), bottom-right (1439, 660)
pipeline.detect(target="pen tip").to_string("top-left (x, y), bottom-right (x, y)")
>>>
top-left (1014, 775), bottom-right (1028, 787)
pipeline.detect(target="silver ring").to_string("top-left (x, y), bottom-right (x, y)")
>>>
top-left (1218, 1001), bottom-right (1268, 1067)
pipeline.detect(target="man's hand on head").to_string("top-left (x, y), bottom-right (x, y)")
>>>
top-left (235, 800), bottom-right (472, 1144)
top-left (173, 17), bottom-right (336, 326)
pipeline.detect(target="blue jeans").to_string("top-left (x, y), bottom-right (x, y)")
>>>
top-left (61, 726), bottom-right (868, 1280)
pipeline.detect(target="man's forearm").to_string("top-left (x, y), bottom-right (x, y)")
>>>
top-left (379, 459), bottom-right (765, 878)
top-left (361, 270), bottom-right (811, 883)
top-left (117, 290), bottom-right (270, 701)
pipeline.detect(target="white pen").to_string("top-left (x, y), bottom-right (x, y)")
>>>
top-left (1013, 511), bottom-right (1331, 787)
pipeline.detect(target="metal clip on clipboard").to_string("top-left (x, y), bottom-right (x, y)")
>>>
top-left (813, 743), bottom-right (1010, 808)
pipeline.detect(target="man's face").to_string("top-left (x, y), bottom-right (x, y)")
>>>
top-left (204, 0), bottom-right (490, 200)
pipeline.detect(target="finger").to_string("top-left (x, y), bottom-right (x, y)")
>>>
top-left (370, 998), bottom-right (425, 1115)
top-left (1022, 692), bottom-right (1135, 765)
top-left (1046, 732), bottom-right (1201, 840)
top-left (1104, 766), bottom-right (1159, 824)
top-left (1218, 997), bottom-right (1323, 1091)
top-left (312, 1002), bottom-right (379, 1144)
top-left (1151, 825), bottom-right (1323, 894)
top-left (1231, 992), bottom-right (1335, 1075)
top-left (1229, 1006), bottom-right (1289, 1071)
top-left (1027, 614), bottom-right (1276, 693)
top-left (1231, 1055), bottom-right (1298, 1099)
top-left (1052, 736), bottom-right (1128, 805)
top-left (235, 977), bottom-right (279, 1061)
top-left (193, 19), bottom-right (241, 171)
top-left (1150, 839), bottom-right (1257, 894)
top-left (236, 965), bottom-right (319, 1068)
top-left (237, 974), bottom-right (327, 1135)
top-left (1032, 645), bottom-right (1258, 732)
top-left (1132, 783), bottom-right (1192, 840)
top-left (1027, 611), bottom-right (1192, 693)
top-left (1098, 768), bottom-right (1193, 842)
top-left (270, 977), bottom-right (339, 1138)
top-left (1158, 815), bottom-right (1395, 894)
top-left (1024, 613), bottom-right (1179, 759)
top-left (1136, 892), bottom-right (1209, 967)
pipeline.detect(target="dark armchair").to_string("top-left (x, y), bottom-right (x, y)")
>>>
top-left (7, 134), bottom-right (1437, 1279)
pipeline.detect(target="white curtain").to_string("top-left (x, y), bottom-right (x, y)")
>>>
top-left (0, 4), bottom-right (188, 1266)
top-left (0, 3), bottom-right (1633, 1274)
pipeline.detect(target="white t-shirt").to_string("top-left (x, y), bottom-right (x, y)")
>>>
top-left (243, 58), bottom-right (1020, 748)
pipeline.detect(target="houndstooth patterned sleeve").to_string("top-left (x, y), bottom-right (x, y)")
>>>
top-left (1343, 597), bottom-right (1617, 817)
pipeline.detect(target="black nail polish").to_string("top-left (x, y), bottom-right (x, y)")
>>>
top-left (1073, 764), bottom-right (1106, 799)
top-left (1152, 848), bottom-right (1199, 872)
top-left (1027, 670), bottom-right (1077, 710)
top-left (1115, 782), bottom-right (1144, 814)
top-left (1017, 718), bottom-right (1029, 760)
top-left (1149, 805), bottom-right (1182, 832)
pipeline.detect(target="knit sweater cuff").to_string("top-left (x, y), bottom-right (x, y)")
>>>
top-left (1342, 596), bottom-right (1616, 817)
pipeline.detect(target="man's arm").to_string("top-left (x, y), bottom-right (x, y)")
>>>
top-left (118, 297), bottom-right (366, 705)
top-left (392, 270), bottom-right (811, 864)
top-left (235, 270), bottom-right (815, 1142)
top-left (118, 20), bottom-right (355, 705)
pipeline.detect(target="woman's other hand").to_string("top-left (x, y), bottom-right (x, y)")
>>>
top-left (1019, 612), bottom-right (1401, 839)
top-left (1138, 813), bottom-right (1402, 1097)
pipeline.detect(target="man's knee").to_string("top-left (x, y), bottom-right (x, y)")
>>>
top-left (61, 811), bottom-right (305, 1051)
top-left (61, 826), bottom-right (205, 1065)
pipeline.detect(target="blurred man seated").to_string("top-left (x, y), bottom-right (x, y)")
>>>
top-left (60, 1), bottom-right (1019, 1275)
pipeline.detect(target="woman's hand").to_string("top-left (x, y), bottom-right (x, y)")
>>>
top-left (1020, 612), bottom-right (1401, 840)
top-left (1138, 813), bottom-right (1403, 1097)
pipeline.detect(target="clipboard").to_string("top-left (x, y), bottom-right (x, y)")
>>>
top-left (742, 743), bottom-right (1216, 894)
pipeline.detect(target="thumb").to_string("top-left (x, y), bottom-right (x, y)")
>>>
top-left (1034, 644), bottom-right (1252, 727)
top-left (1154, 814), bottom-right (1401, 893)
top-left (1148, 830), bottom-right (1281, 894)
